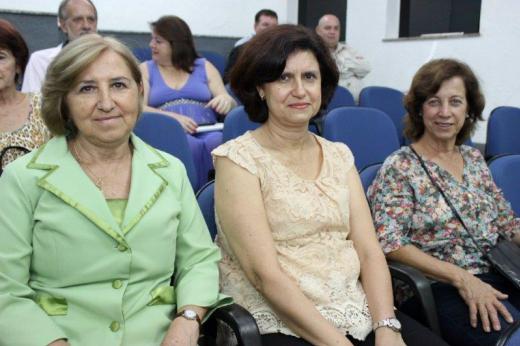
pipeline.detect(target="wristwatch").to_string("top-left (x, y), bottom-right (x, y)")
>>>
top-left (176, 309), bottom-right (201, 327)
top-left (372, 317), bottom-right (402, 333)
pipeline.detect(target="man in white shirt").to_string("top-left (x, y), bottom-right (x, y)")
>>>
top-left (315, 14), bottom-right (370, 101)
top-left (22, 0), bottom-right (98, 93)
top-left (224, 9), bottom-right (278, 81)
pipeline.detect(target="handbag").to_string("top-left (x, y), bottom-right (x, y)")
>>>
top-left (410, 146), bottom-right (520, 290)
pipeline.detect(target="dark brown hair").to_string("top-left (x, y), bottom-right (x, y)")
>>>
top-left (404, 58), bottom-right (485, 145)
top-left (0, 19), bottom-right (29, 85)
top-left (151, 15), bottom-right (198, 73)
top-left (229, 24), bottom-right (339, 123)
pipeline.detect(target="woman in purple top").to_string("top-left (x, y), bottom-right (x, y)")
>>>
top-left (140, 15), bottom-right (236, 188)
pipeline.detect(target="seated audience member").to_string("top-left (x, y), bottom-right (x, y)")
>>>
top-left (22, 0), bottom-right (97, 93)
top-left (0, 34), bottom-right (229, 346)
top-left (368, 58), bottom-right (520, 346)
top-left (213, 24), bottom-right (448, 346)
top-left (140, 15), bottom-right (236, 189)
top-left (223, 9), bottom-right (278, 82)
top-left (315, 14), bottom-right (370, 101)
top-left (0, 19), bottom-right (50, 174)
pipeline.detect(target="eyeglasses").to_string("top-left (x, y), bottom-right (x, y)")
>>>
top-left (0, 145), bottom-right (30, 176)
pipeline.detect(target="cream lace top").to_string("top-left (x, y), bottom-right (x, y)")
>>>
top-left (212, 132), bottom-right (372, 340)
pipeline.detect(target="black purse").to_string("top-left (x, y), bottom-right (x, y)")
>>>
top-left (410, 146), bottom-right (520, 290)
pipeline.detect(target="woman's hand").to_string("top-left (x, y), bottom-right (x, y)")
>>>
top-left (206, 94), bottom-right (235, 115)
top-left (160, 317), bottom-right (199, 346)
top-left (375, 328), bottom-right (406, 346)
top-left (47, 339), bottom-right (70, 346)
top-left (171, 113), bottom-right (198, 134)
top-left (455, 271), bottom-right (514, 332)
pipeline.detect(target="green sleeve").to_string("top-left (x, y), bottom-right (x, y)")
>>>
top-left (172, 165), bottom-right (232, 321)
top-left (0, 164), bottom-right (68, 345)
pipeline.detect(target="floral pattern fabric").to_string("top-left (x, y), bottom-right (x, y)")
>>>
top-left (367, 145), bottom-right (520, 275)
top-left (212, 131), bottom-right (372, 340)
top-left (0, 93), bottom-right (50, 170)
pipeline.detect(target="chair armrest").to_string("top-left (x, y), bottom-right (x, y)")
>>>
top-left (203, 303), bottom-right (262, 346)
top-left (388, 261), bottom-right (441, 335)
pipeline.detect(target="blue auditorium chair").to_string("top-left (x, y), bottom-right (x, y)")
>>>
top-left (222, 106), bottom-right (260, 142)
top-left (326, 85), bottom-right (356, 111)
top-left (359, 163), bottom-right (382, 193)
top-left (133, 112), bottom-right (198, 190)
top-left (488, 154), bottom-right (520, 216)
top-left (199, 50), bottom-right (227, 78)
top-left (322, 107), bottom-right (400, 171)
top-left (132, 47), bottom-right (152, 62)
top-left (485, 106), bottom-right (520, 159)
top-left (359, 86), bottom-right (407, 145)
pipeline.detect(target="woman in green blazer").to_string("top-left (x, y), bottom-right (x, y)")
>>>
top-left (0, 35), bottom-right (229, 346)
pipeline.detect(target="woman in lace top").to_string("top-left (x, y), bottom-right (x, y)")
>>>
top-left (213, 25), bottom-right (447, 346)
top-left (368, 59), bottom-right (520, 346)
top-left (0, 20), bottom-right (50, 175)
top-left (140, 16), bottom-right (236, 189)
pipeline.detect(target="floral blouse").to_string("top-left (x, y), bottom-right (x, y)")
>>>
top-left (367, 145), bottom-right (520, 275)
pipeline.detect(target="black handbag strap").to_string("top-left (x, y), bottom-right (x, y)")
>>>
top-left (0, 145), bottom-right (31, 176)
top-left (409, 145), bottom-right (490, 257)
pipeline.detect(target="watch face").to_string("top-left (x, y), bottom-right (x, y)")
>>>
top-left (183, 310), bottom-right (197, 320)
top-left (390, 318), bottom-right (402, 330)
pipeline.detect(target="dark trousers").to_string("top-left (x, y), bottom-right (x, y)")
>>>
top-left (400, 272), bottom-right (520, 346)
top-left (260, 311), bottom-right (448, 346)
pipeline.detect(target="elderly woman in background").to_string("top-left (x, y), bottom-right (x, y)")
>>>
top-left (368, 59), bottom-right (520, 346)
top-left (0, 19), bottom-right (50, 174)
top-left (140, 15), bottom-right (236, 188)
top-left (0, 34), bottom-right (229, 346)
top-left (213, 24), bottom-right (447, 346)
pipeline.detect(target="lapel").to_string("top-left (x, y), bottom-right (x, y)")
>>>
top-left (121, 134), bottom-right (169, 234)
top-left (27, 135), bottom-right (169, 244)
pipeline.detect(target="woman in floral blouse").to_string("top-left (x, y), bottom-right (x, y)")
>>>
top-left (368, 58), bottom-right (520, 346)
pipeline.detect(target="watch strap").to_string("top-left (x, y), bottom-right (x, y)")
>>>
top-left (175, 309), bottom-right (202, 327)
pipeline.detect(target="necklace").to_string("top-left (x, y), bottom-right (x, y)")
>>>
top-left (70, 141), bottom-right (104, 190)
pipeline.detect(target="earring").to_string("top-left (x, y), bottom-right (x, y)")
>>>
top-left (259, 92), bottom-right (265, 101)
top-left (418, 112), bottom-right (423, 117)
top-left (465, 114), bottom-right (470, 119)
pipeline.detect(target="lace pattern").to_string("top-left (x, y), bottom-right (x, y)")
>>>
top-left (212, 132), bottom-right (372, 340)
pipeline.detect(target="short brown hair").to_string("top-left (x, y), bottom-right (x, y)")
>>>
top-left (0, 19), bottom-right (29, 85)
top-left (229, 24), bottom-right (339, 123)
top-left (151, 16), bottom-right (198, 73)
top-left (403, 58), bottom-right (485, 145)
top-left (42, 34), bottom-right (142, 137)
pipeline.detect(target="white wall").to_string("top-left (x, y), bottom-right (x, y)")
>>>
top-left (347, 0), bottom-right (520, 143)
top-left (0, 0), bottom-right (298, 36)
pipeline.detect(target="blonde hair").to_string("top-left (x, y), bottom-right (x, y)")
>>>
top-left (42, 34), bottom-right (143, 137)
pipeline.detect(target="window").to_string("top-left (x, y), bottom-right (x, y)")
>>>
top-left (399, 0), bottom-right (481, 38)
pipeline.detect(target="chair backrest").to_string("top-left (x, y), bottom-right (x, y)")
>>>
top-left (133, 112), bottom-right (197, 189)
top-left (196, 180), bottom-right (217, 239)
top-left (199, 50), bottom-right (227, 78)
top-left (132, 47), bottom-right (152, 62)
top-left (326, 85), bottom-right (356, 111)
top-left (359, 86), bottom-right (406, 145)
top-left (488, 154), bottom-right (520, 216)
top-left (359, 163), bottom-right (382, 193)
top-left (222, 106), bottom-right (260, 142)
top-left (486, 106), bottom-right (520, 159)
top-left (323, 106), bottom-right (400, 171)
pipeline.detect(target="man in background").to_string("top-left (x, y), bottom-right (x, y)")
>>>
top-left (224, 9), bottom-right (278, 82)
top-left (22, 0), bottom-right (98, 92)
top-left (315, 14), bottom-right (370, 101)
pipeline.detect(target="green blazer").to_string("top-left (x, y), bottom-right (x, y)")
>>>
top-left (0, 134), bottom-right (230, 345)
